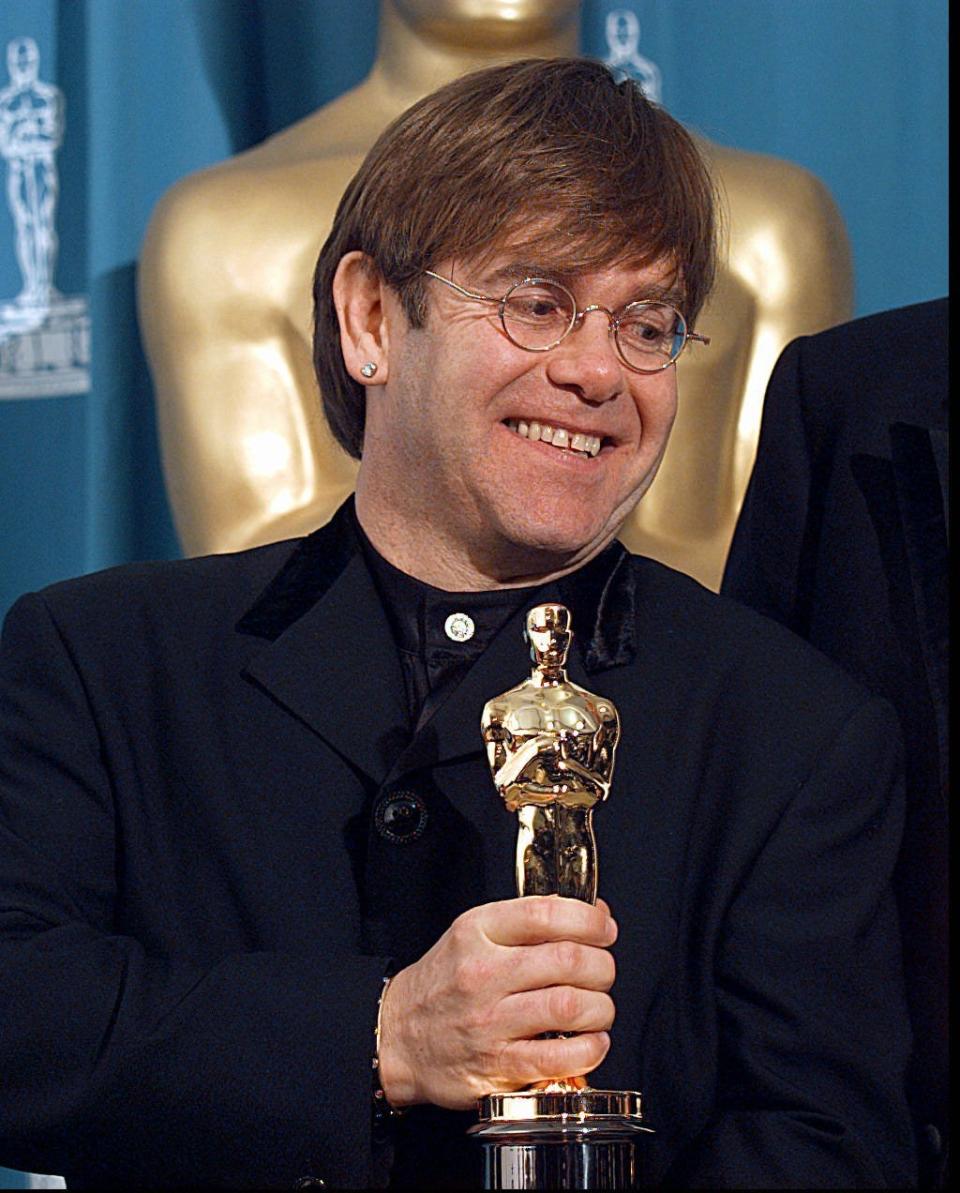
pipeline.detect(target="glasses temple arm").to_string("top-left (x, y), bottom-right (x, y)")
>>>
top-left (423, 271), bottom-right (497, 305)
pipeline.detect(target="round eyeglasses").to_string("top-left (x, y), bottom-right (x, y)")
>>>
top-left (424, 271), bottom-right (710, 373)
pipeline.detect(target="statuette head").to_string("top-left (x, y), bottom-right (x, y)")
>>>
top-left (8, 37), bottom-right (40, 85)
top-left (524, 603), bottom-right (572, 671)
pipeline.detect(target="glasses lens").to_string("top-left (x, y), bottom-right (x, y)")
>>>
top-left (617, 303), bottom-right (687, 370)
top-left (501, 281), bottom-right (576, 351)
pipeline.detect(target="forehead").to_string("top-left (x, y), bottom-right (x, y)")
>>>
top-left (461, 250), bottom-right (682, 305)
top-left (453, 219), bottom-right (681, 298)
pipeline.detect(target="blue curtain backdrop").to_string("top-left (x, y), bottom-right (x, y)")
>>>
top-left (0, 1), bottom-right (949, 1185)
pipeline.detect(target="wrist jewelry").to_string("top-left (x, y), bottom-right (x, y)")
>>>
top-left (372, 972), bottom-right (406, 1131)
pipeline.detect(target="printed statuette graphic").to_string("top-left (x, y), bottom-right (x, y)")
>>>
top-left (603, 8), bottom-right (662, 103)
top-left (0, 36), bottom-right (89, 399)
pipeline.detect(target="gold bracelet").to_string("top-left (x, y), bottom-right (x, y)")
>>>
top-left (372, 973), bottom-right (406, 1125)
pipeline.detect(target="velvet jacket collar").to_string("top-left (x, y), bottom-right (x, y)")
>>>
top-left (236, 497), bottom-right (638, 675)
top-left (234, 499), bottom-right (639, 787)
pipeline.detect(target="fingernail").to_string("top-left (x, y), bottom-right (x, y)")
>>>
top-left (606, 917), bottom-right (618, 943)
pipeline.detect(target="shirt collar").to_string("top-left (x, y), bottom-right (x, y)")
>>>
top-left (237, 496), bottom-right (637, 674)
top-left (354, 512), bottom-right (533, 663)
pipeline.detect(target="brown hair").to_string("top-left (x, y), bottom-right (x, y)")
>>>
top-left (313, 56), bottom-right (718, 459)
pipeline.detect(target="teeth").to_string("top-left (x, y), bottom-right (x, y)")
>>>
top-left (506, 420), bottom-right (604, 458)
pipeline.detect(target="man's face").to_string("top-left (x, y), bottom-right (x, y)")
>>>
top-left (361, 248), bottom-right (681, 579)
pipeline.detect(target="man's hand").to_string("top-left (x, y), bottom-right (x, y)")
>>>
top-left (377, 896), bottom-right (618, 1109)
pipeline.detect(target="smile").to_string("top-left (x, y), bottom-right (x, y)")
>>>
top-left (503, 419), bottom-right (603, 459)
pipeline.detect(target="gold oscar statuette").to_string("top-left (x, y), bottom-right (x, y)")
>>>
top-left (470, 604), bottom-right (652, 1190)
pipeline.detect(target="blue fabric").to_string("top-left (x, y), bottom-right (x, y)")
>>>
top-left (0, 0), bottom-right (376, 621)
top-left (583, 0), bottom-right (948, 320)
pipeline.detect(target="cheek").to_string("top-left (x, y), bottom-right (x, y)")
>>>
top-left (633, 377), bottom-right (678, 439)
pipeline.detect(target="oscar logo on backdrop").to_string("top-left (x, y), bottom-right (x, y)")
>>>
top-left (601, 9), bottom-right (661, 102)
top-left (0, 36), bottom-right (89, 400)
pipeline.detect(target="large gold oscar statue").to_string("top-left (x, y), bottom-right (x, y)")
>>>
top-left (138, 0), bottom-right (852, 590)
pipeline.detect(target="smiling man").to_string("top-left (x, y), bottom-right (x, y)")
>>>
top-left (341, 257), bottom-right (686, 582)
top-left (0, 59), bottom-right (916, 1189)
top-left (314, 58), bottom-right (714, 592)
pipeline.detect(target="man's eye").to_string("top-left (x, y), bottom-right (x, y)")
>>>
top-left (508, 294), bottom-right (565, 320)
top-left (621, 314), bottom-right (672, 346)
top-left (530, 299), bottom-right (560, 318)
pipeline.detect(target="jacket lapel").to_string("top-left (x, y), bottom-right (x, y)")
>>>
top-left (236, 504), bottom-right (639, 791)
top-left (237, 503), bottom-right (408, 785)
top-left (889, 421), bottom-right (949, 789)
top-left (852, 421), bottom-right (949, 795)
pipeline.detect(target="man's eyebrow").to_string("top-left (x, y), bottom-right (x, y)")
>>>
top-left (478, 263), bottom-right (559, 290)
top-left (478, 265), bottom-right (687, 309)
top-left (636, 281), bottom-right (686, 308)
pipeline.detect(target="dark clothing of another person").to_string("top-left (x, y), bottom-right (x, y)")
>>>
top-left (723, 297), bottom-right (948, 1187)
top-left (0, 499), bottom-right (916, 1188)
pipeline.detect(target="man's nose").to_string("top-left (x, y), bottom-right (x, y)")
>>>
top-left (544, 307), bottom-right (623, 403)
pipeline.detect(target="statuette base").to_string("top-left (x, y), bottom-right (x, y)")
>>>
top-left (471, 1089), bottom-right (652, 1190)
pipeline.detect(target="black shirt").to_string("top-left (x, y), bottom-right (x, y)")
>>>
top-left (354, 516), bottom-right (540, 736)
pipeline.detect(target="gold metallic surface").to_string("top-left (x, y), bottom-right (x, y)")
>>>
top-left (476, 1088), bottom-right (645, 1125)
top-left (138, 0), bottom-right (852, 589)
top-left (481, 604), bottom-right (619, 904)
top-left (478, 604), bottom-right (644, 1122)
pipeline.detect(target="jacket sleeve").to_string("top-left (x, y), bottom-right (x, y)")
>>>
top-left (668, 697), bottom-right (917, 1188)
top-left (0, 592), bottom-right (392, 1190)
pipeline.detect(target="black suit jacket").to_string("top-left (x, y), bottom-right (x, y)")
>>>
top-left (722, 298), bottom-right (948, 1185)
top-left (0, 502), bottom-right (916, 1188)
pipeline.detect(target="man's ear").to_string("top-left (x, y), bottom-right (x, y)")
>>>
top-left (332, 251), bottom-right (391, 385)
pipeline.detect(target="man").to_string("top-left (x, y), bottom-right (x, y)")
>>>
top-left (0, 59), bottom-right (915, 1188)
top-left (722, 298), bottom-right (948, 1187)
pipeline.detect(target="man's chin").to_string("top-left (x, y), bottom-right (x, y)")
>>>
top-left (491, 512), bottom-right (619, 577)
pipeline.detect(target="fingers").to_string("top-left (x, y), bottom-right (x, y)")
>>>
top-left (508, 938), bottom-right (616, 995)
top-left (499, 985), bottom-right (616, 1038)
top-left (497, 1030), bottom-right (611, 1088)
top-left (379, 897), bottom-right (621, 1112)
top-left (480, 895), bottom-right (617, 948)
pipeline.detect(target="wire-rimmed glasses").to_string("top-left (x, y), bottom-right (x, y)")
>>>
top-left (423, 271), bottom-right (710, 373)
